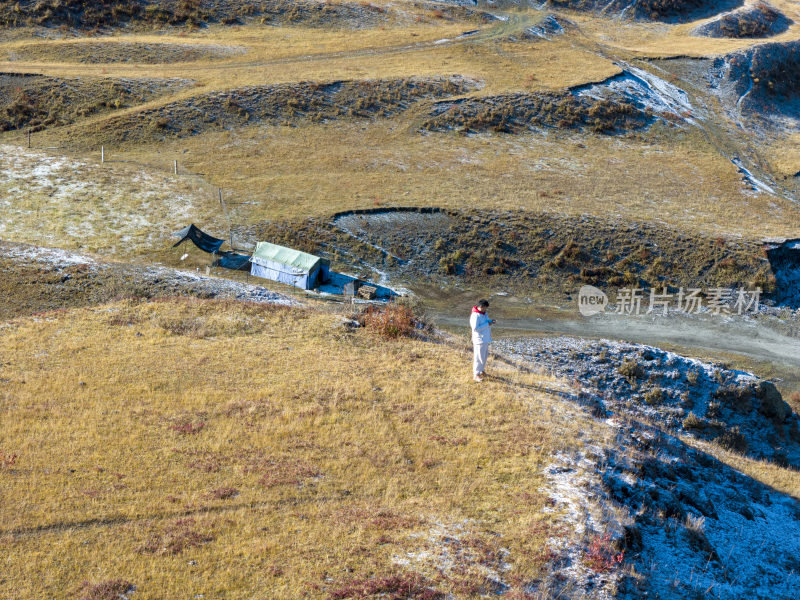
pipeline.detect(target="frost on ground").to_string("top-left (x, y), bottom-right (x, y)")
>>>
top-left (531, 449), bottom-right (630, 600)
top-left (0, 240), bottom-right (297, 316)
top-left (393, 521), bottom-right (512, 595)
top-left (609, 419), bottom-right (800, 600)
top-left (498, 336), bottom-right (800, 599)
top-left (496, 336), bottom-right (800, 466)
top-left (523, 14), bottom-right (571, 40)
top-left (732, 156), bottom-right (776, 195)
top-left (573, 64), bottom-right (696, 123)
top-left (0, 145), bottom-right (217, 257)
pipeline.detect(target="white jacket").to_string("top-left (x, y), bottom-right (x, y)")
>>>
top-left (470, 309), bottom-right (492, 344)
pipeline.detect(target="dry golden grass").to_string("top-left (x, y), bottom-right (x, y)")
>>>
top-left (0, 145), bottom-right (220, 256)
top-left (0, 298), bottom-right (593, 599)
top-left (570, 5), bottom-right (800, 58)
top-left (1, 9), bottom-right (799, 259)
top-left (0, 21), bottom-right (478, 68)
top-left (765, 133), bottom-right (800, 178)
top-left (683, 437), bottom-right (800, 499)
top-left (111, 117), bottom-right (800, 238)
top-left (0, 26), bottom-right (618, 95)
top-left (6, 113), bottom-right (798, 263)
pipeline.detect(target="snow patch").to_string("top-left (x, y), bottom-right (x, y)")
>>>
top-left (574, 64), bottom-right (696, 122)
top-left (732, 156), bottom-right (776, 195)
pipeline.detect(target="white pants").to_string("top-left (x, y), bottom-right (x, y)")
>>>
top-left (473, 343), bottom-right (489, 376)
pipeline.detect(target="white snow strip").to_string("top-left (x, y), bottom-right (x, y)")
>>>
top-left (574, 64), bottom-right (697, 123)
top-left (731, 157), bottom-right (776, 195)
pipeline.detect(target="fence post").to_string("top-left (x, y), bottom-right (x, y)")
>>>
top-left (219, 188), bottom-right (234, 249)
top-left (174, 160), bottom-right (178, 175)
top-left (101, 146), bottom-right (104, 163)
top-left (28, 129), bottom-right (31, 149)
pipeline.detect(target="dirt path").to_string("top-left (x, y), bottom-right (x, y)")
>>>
top-left (0, 11), bottom-right (540, 76)
top-left (432, 305), bottom-right (800, 391)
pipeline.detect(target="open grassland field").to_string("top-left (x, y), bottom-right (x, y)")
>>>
top-left (4, 2), bottom-right (800, 598)
top-left (2, 292), bottom-right (799, 599)
top-left (1, 0), bottom-right (800, 277)
top-left (0, 297), bottom-right (594, 599)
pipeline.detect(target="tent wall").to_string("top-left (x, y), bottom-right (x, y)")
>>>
top-left (320, 263), bottom-right (330, 283)
top-left (251, 258), bottom-right (319, 289)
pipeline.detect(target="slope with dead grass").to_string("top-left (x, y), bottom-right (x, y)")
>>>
top-left (112, 118), bottom-right (800, 236)
top-left (0, 73), bottom-right (190, 132)
top-left (691, 2), bottom-right (792, 39)
top-left (0, 297), bottom-right (594, 599)
top-left (58, 76), bottom-right (479, 147)
top-left (0, 0), bottom-right (395, 30)
top-left (4, 40), bottom-right (248, 64)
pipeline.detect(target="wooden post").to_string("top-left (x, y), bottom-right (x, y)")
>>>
top-left (27, 129), bottom-right (31, 149)
top-left (173, 160), bottom-right (178, 175)
top-left (101, 146), bottom-right (104, 163)
top-left (219, 188), bottom-right (234, 249)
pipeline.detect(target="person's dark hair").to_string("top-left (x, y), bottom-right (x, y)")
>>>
top-left (478, 299), bottom-right (489, 308)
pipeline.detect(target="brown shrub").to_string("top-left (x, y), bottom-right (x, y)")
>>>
top-left (359, 303), bottom-right (417, 339)
top-left (643, 388), bottom-right (665, 405)
top-left (683, 412), bottom-right (706, 430)
top-left (206, 486), bottom-right (238, 500)
top-left (0, 450), bottom-right (18, 470)
top-left (140, 518), bottom-right (213, 555)
top-left (584, 532), bottom-right (624, 573)
top-left (714, 384), bottom-right (752, 413)
top-left (715, 427), bottom-right (748, 453)
top-left (80, 579), bottom-right (134, 600)
top-left (618, 359), bottom-right (645, 381)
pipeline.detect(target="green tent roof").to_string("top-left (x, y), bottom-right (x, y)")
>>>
top-left (250, 241), bottom-right (325, 272)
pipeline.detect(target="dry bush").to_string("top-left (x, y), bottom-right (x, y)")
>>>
top-left (140, 518), bottom-right (213, 555)
top-left (206, 486), bottom-right (239, 500)
top-left (683, 514), bottom-right (717, 560)
top-left (644, 388), bottom-right (666, 405)
top-left (715, 426), bottom-right (748, 453)
top-left (714, 384), bottom-right (752, 413)
top-left (359, 303), bottom-right (417, 339)
top-left (583, 532), bottom-right (624, 573)
top-left (683, 412), bottom-right (706, 430)
top-left (79, 579), bottom-right (134, 600)
top-left (618, 359), bottom-right (645, 382)
top-left (0, 450), bottom-right (18, 470)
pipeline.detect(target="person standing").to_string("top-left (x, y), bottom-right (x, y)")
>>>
top-left (470, 299), bottom-right (494, 382)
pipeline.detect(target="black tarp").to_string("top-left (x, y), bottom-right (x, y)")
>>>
top-left (172, 224), bottom-right (225, 254)
top-left (217, 251), bottom-right (252, 272)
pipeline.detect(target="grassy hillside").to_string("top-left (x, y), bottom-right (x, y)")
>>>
top-left (0, 7), bottom-right (797, 255)
top-left (4, 3), bottom-right (800, 598)
top-left (0, 297), bottom-right (595, 599)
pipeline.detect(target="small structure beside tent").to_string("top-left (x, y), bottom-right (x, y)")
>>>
top-left (249, 241), bottom-right (330, 290)
top-left (215, 251), bottom-right (252, 272)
